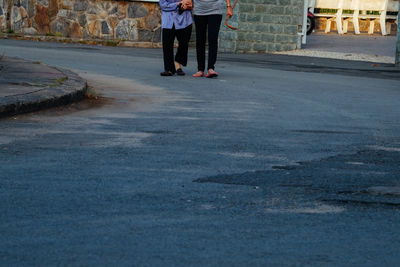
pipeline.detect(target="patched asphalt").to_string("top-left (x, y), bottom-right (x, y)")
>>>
top-left (195, 148), bottom-right (400, 208)
top-left (1, 38), bottom-right (400, 265)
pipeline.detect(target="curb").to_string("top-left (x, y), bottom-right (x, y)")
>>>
top-left (0, 66), bottom-right (88, 118)
top-left (0, 33), bottom-right (162, 48)
top-left (219, 53), bottom-right (400, 81)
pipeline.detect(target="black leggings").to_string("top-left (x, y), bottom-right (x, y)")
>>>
top-left (194, 14), bottom-right (222, 72)
top-left (162, 24), bottom-right (192, 73)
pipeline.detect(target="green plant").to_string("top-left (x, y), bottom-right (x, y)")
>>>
top-left (103, 40), bottom-right (119, 46)
top-left (46, 32), bottom-right (64, 37)
top-left (6, 29), bottom-right (14, 34)
top-left (85, 86), bottom-right (99, 100)
top-left (51, 77), bottom-right (68, 86)
top-left (317, 8), bottom-right (336, 14)
top-left (31, 77), bottom-right (68, 88)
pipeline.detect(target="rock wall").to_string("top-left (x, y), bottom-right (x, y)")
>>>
top-left (0, 0), bottom-right (161, 42)
top-left (219, 0), bottom-right (304, 53)
top-left (0, 0), bottom-right (305, 51)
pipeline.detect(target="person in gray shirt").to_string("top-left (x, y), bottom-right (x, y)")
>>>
top-left (192, 0), bottom-right (233, 78)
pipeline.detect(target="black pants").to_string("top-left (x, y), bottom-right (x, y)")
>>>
top-left (194, 14), bottom-right (222, 72)
top-left (162, 24), bottom-right (192, 73)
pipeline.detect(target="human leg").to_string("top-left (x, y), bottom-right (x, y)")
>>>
top-left (162, 27), bottom-right (176, 75)
top-left (175, 24), bottom-right (192, 67)
top-left (207, 14), bottom-right (222, 71)
top-left (194, 15), bottom-right (208, 72)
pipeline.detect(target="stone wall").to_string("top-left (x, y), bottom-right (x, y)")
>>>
top-left (219, 0), bottom-right (304, 53)
top-left (0, 0), bottom-right (305, 52)
top-left (0, 0), bottom-right (161, 42)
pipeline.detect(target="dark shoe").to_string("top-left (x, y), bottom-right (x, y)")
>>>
top-left (160, 71), bottom-right (174, 76)
top-left (176, 68), bottom-right (185, 76)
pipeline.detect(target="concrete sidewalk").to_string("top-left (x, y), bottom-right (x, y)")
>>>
top-left (0, 57), bottom-right (87, 118)
top-left (275, 34), bottom-right (397, 64)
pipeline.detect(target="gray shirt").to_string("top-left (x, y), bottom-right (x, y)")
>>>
top-left (193, 0), bottom-right (225, 15)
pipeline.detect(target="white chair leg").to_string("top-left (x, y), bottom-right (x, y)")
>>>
top-left (354, 23), bottom-right (360, 34)
top-left (385, 22), bottom-right (391, 35)
top-left (353, 15), bottom-right (360, 34)
top-left (336, 16), bottom-right (343, 34)
top-left (343, 19), bottom-right (348, 33)
top-left (380, 17), bottom-right (387, 35)
top-left (325, 19), bottom-right (332, 33)
top-left (368, 20), bottom-right (375, 34)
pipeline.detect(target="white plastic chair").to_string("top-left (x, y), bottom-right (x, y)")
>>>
top-left (313, 0), bottom-right (346, 34)
top-left (351, 0), bottom-right (398, 35)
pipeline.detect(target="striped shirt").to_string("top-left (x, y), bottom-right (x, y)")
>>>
top-left (159, 0), bottom-right (193, 29)
top-left (193, 0), bottom-right (224, 15)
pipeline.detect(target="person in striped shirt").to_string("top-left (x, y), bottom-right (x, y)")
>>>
top-left (159, 0), bottom-right (193, 76)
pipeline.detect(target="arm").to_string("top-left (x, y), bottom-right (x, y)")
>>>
top-left (226, 0), bottom-right (233, 18)
top-left (159, 0), bottom-right (179, 12)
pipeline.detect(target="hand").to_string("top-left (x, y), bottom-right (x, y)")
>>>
top-left (226, 6), bottom-right (233, 18)
top-left (182, 0), bottom-right (193, 10)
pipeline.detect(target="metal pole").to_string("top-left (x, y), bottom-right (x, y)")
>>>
top-left (302, 0), bottom-right (308, 45)
top-left (396, 1), bottom-right (400, 67)
top-left (309, 0), bottom-right (315, 13)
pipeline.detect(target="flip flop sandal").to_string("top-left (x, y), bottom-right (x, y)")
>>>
top-left (206, 70), bottom-right (218, 78)
top-left (192, 71), bottom-right (205, 77)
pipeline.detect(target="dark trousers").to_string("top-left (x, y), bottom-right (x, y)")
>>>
top-left (194, 14), bottom-right (222, 72)
top-left (162, 24), bottom-right (192, 73)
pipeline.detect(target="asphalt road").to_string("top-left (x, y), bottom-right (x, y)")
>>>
top-left (1, 39), bottom-right (400, 266)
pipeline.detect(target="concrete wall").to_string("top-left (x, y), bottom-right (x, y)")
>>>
top-left (219, 0), bottom-right (304, 53)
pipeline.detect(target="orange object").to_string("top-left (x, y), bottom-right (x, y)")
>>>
top-left (225, 0), bottom-right (239, 30)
